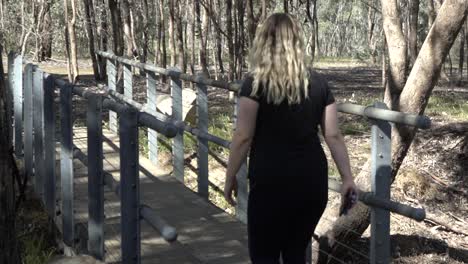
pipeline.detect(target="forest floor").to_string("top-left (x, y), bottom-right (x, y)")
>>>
top-left (5, 57), bottom-right (468, 263)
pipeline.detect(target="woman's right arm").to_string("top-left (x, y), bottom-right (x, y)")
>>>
top-left (320, 102), bottom-right (357, 195)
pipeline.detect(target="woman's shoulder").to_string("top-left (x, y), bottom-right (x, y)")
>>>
top-left (307, 68), bottom-right (329, 86)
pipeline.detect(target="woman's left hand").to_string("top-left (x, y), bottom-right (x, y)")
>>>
top-left (224, 176), bottom-right (238, 206)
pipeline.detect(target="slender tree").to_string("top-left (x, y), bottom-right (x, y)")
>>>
top-left (319, 1), bottom-right (468, 261)
top-left (83, 0), bottom-right (100, 80)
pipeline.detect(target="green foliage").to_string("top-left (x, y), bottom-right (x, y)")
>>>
top-left (208, 113), bottom-right (233, 155)
top-left (21, 234), bottom-right (56, 264)
top-left (426, 95), bottom-right (468, 121)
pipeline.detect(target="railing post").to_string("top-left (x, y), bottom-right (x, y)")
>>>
top-left (87, 94), bottom-right (105, 260)
top-left (43, 75), bottom-right (56, 217)
top-left (147, 71), bottom-right (158, 165)
top-left (170, 68), bottom-right (184, 183)
top-left (370, 102), bottom-right (392, 264)
top-left (234, 95), bottom-right (248, 224)
top-left (123, 62), bottom-right (133, 100)
top-left (33, 69), bottom-right (45, 198)
top-left (60, 82), bottom-right (75, 253)
top-left (196, 74), bottom-right (209, 198)
top-left (119, 107), bottom-right (141, 264)
top-left (24, 64), bottom-right (34, 184)
top-left (106, 55), bottom-right (118, 133)
top-left (10, 53), bottom-right (23, 156)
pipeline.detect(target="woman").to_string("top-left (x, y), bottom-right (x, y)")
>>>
top-left (224, 13), bottom-right (358, 263)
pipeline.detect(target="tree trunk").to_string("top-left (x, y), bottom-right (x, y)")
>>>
top-left (382, 0), bottom-right (408, 109)
top-left (226, 0), bottom-right (235, 80)
top-left (319, 0), bottom-right (467, 261)
top-left (246, 0), bottom-right (256, 47)
top-left (215, 0), bottom-right (224, 74)
top-left (64, 0), bottom-right (79, 83)
top-left (39, 1), bottom-right (52, 61)
top-left (174, 1), bottom-right (186, 72)
top-left (168, 0), bottom-right (176, 66)
top-left (97, 0), bottom-right (107, 79)
top-left (83, 0), bottom-right (100, 80)
top-left (408, 0), bottom-right (420, 66)
top-left (428, 0), bottom-right (436, 27)
top-left (196, 0), bottom-right (209, 76)
top-left (121, 0), bottom-right (136, 58)
top-left (0, 38), bottom-right (20, 264)
top-left (261, 0), bottom-right (267, 22)
top-left (458, 26), bottom-right (465, 85)
top-left (33, 0), bottom-right (46, 62)
top-left (159, 0), bottom-right (167, 68)
top-left (108, 0), bottom-right (124, 56)
top-left (141, 0), bottom-right (150, 64)
top-left (235, 0), bottom-right (245, 78)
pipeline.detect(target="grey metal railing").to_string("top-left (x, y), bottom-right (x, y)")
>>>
top-left (94, 50), bottom-right (430, 264)
top-left (6, 53), bottom-right (179, 264)
top-left (6, 50), bottom-right (431, 264)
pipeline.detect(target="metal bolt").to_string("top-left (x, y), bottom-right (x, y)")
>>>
top-left (379, 134), bottom-right (384, 139)
top-left (379, 153), bottom-right (384, 158)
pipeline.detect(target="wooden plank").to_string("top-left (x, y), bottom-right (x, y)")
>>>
top-left (53, 128), bottom-right (249, 263)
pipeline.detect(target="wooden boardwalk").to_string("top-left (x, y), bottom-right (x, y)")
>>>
top-left (57, 128), bottom-right (249, 263)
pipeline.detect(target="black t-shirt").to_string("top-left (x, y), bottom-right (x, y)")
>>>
top-left (239, 70), bottom-right (335, 186)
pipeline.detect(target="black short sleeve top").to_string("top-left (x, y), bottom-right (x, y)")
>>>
top-left (238, 70), bottom-right (335, 185)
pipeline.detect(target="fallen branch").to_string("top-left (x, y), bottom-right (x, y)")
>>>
top-left (424, 213), bottom-right (468, 236)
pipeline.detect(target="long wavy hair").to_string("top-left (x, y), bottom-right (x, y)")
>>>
top-left (248, 13), bottom-right (309, 105)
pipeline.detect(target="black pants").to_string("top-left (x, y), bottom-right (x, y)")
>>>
top-left (247, 183), bottom-right (327, 264)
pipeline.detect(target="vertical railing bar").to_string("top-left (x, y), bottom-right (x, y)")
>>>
top-left (60, 82), bottom-right (75, 253)
top-left (43, 75), bottom-right (56, 217)
top-left (123, 62), bottom-right (133, 100)
top-left (87, 94), bottom-right (105, 260)
top-left (147, 71), bottom-right (158, 165)
top-left (33, 68), bottom-right (45, 198)
top-left (234, 94), bottom-right (248, 224)
top-left (170, 68), bottom-right (184, 183)
top-left (106, 56), bottom-right (118, 133)
top-left (196, 75), bottom-right (209, 198)
top-left (119, 107), bottom-right (141, 264)
top-left (370, 102), bottom-right (392, 264)
top-left (24, 64), bottom-right (34, 185)
top-left (12, 53), bottom-right (23, 156)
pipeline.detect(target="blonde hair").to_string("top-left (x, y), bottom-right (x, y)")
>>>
top-left (248, 13), bottom-right (309, 105)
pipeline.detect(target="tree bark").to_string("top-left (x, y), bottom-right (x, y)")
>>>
top-left (83, 0), bottom-right (100, 80)
top-left (196, 0), bottom-right (209, 76)
top-left (319, 0), bottom-right (467, 261)
top-left (39, 0), bottom-right (52, 61)
top-left (428, 0), bottom-right (436, 27)
top-left (108, 0), bottom-right (124, 56)
top-left (235, 0), bottom-right (245, 78)
top-left (382, 0), bottom-right (408, 109)
top-left (121, 0), bottom-right (136, 58)
top-left (168, 0), bottom-right (176, 66)
top-left (458, 26), bottom-right (465, 85)
top-left (64, 0), bottom-right (79, 83)
top-left (215, 0), bottom-right (224, 74)
top-left (141, 0), bottom-right (150, 64)
top-left (226, 0), bottom-right (235, 80)
top-left (408, 0), bottom-right (420, 66)
top-left (0, 38), bottom-right (20, 264)
top-left (97, 0), bottom-right (107, 79)
top-left (174, 1), bottom-right (186, 72)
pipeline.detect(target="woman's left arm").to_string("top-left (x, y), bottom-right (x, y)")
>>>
top-left (224, 97), bottom-right (259, 205)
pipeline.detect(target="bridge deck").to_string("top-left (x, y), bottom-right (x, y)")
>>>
top-left (56, 128), bottom-right (249, 263)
